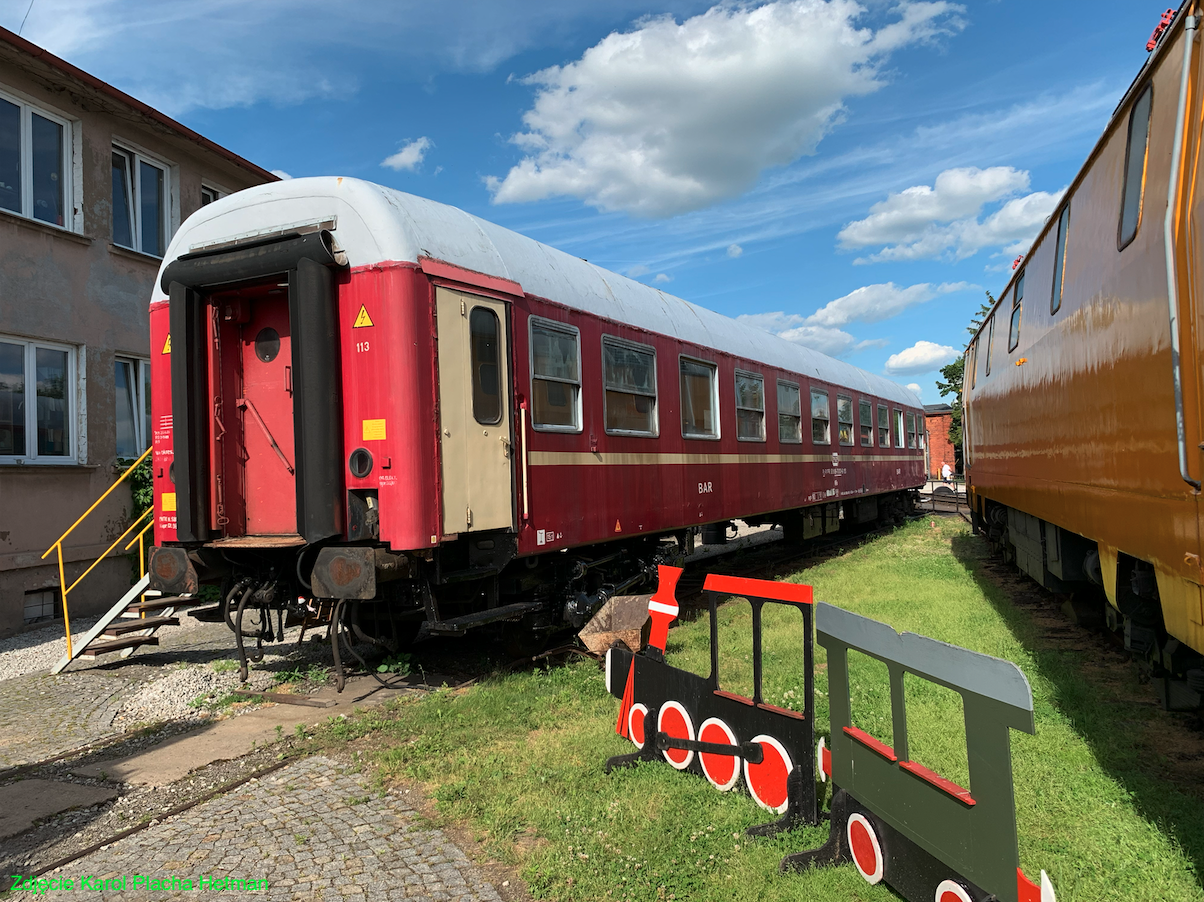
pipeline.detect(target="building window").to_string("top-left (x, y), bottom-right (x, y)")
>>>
top-left (680, 357), bottom-right (719, 439)
top-left (469, 307), bottom-right (501, 425)
top-left (811, 389), bottom-right (830, 444)
top-left (836, 395), bottom-right (854, 446)
top-left (0, 335), bottom-right (76, 463)
top-left (115, 357), bottom-right (151, 458)
top-left (200, 185), bottom-right (222, 206)
top-left (24, 588), bottom-right (59, 624)
top-left (906, 412), bottom-right (917, 449)
top-left (0, 90), bottom-right (73, 228)
top-left (894, 409), bottom-right (904, 448)
top-left (1051, 205), bottom-right (1070, 315)
top-left (112, 146), bottom-right (168, 256)
top-left (1119, 85), bottom-right (1152, 250)
top-left (877, 404), bottom-right (889, 447)
top-left (603, 336), bottom-right (657, 436)
top-left (735, 371), bottom-right (765, 442)
top-left (1008, 271), bottom-right (1024, 353)
top-left (858, 399), bottom-right (872, 447)
top-left (530, 319), bottom-right (580, 432)
top-left (778, 380), bottom-right (801, 443)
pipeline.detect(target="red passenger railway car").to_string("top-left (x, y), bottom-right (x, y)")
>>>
top-left (145, 178), bottom-right (924, 652)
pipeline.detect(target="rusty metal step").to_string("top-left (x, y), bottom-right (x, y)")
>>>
top-left (129, 595), bottom-right (197, 614)
top-left (103, 615), bottom-right (179, 636)
top-left (81, 635), bottom-right (160, 657)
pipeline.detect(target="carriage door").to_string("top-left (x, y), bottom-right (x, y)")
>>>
top-left (239, 289), bottom-right (297, 535)
top-left (436, 287), bottom-right (514, 535)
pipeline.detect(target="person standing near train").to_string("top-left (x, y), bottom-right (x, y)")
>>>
top-left (941, 462), bottom-right (952, 484)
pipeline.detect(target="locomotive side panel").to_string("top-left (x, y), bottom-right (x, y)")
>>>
top-left (150, 300), bottom-right (176, 543)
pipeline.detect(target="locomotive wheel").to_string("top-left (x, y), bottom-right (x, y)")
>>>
top-left (934, 879), bottom-right (974, 902)
top-left (627, 703), bottom-right (649, 749)
top-left (697, 717), bottom-right (740, 791)
top-left (846, 812), bottom-right (885, 885)
top-left (657, 700), bottom-right (695, 769)
top-left (743, 734), bottom-right (793, 813)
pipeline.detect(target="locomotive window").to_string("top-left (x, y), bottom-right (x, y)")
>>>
top-left (778, 381), bottom-right (801, 443)
top-left (1008, 270), bottom-right (1024, 353)
top-left (906, 412), bottom-right (917, 449)
top-left (1119, 84), bottom-right (1153, 251)
top-left (858, 399), bottom-right (872, 447)
top-left (530, 319), bottom-right (580, 432)
top-left (877, 404), bottom-right (889, 447)
top-left (735, 371), bottom-right (765, 442)
top-left (894, 409), bottom-right (904, 448)
top-left (1051, 204), bottom-right (1070, 314)
top-left (985, 314), bottom-right (995, 376)
top-left (810, 389), bottom-right (830, 444)
top-left (836, 395), bottom-right (854, 446)
top-left (969, 341), bottom-right (977, 389)
top-left (469, 307), bottom-right (502, 426)
top-left (603, 337), bottom-right (657, 436)
top-left (680, 357), bottom-right (719, 439)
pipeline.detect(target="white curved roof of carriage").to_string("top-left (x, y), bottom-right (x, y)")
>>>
top-left (157, 177), bottom-right (920, 408)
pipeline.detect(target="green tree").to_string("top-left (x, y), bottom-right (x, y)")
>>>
top-left (936, 291), bottom-right (995, 452)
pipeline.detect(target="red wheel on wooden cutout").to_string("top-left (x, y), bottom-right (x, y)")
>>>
top-left (627, 703), bottom-right (648, 749)
top-left (698, 718), bottom-right (740, 791)
top-left (743, 734), bottom-right (793, 813)
top-left (846, 812), bottom-right (884, 884)
top-left (657, 700), bottom-right (695, 769)
top-left (935, 879), bottom-right (973, 902)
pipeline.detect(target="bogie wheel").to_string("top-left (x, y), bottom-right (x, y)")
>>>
top-left (846, 812), bottom-right (885, 885)
top-left (934, 879), bottom-right (974, 902)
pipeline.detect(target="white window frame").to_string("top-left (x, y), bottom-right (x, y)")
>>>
top-left (0, 334), bottom-right (79, 465)
top-left (894, 408), bottom-right (905, 449)
top-left (0, 86), bottom-right (77, 232)
top-left (111, 142), bottom-right (173, 257)
top-left (115, 355), bottom-right (151, 458)
top-left (810, 388), bottom-right (830, 445)
top-left (528, 316), bottom-right (582, 434)
top-left (602, 335), bottom-right (658, 437)
top-left (200, 183), bottom-right (225, 207)
top-left (679, 355), bottom-right (720, 440)
top-left (906, 412), bottom-right (917, 450)
top-left (734, 369), bottom-right (765, 443)
top-left (777, 379), bottom-right (802, 444)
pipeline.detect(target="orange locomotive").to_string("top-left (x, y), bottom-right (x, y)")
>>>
top-left (965, 2), bottom-right (1204, 708)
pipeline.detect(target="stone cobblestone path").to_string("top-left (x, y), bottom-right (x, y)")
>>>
top-left (0, 671), bottom-right (138, 766)
top-left (63, 756), bottom-right (505, 901)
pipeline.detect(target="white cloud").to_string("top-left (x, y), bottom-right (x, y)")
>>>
top-left (906, 382), bottom-right (923, 397)
top-left (810, 281), bottom-right (974, 327)
top-left (654, 273), bottom-right (672, 283)
top-left (487, 0), bottom-right (964, 217)
top-left (270, 169), bottom-right (293, 180)
top-left (727, 244), bottom-right (744, 258)
top-left (838, 166), bottom-right (1063, 262)
top-left (626, 264), bottom-right (651, 277)
top-left (382, 137), bottom-right (433, 172)
top-left (884, 341), bottom-right (958, 375)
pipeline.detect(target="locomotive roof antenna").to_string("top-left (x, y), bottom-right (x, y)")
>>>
top-left (1164, 6), bottom-right (1201, 491)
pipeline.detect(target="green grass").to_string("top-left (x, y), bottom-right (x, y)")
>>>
top-left (310, 520), bottom-right (1204, 901)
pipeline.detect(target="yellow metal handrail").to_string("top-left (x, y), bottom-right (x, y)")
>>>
top-left (41, 445), bottom-right (153, 658)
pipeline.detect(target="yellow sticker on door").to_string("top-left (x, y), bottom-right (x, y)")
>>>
top-left (362, 419), bottom-right (387, 441)
top-left (353, 305), bottom-right (374, 328)
top-left (161, 493), bottom-right (177, 512)
top-left (162, 334), bottom-right (171, 354)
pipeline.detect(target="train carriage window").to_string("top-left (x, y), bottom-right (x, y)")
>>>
top-left (894, 409), bottom-right (904, 448)
top-left (836, 395), bottom-right (854, 446)
top-left (985, 314), bottom-right (995, 376)
top-left (859, 399), bottom-right (873, 446)
top-left (1051, 205), bottom-right (1070, 314)
top-left (734, 371), bottom-right (765, 442)
top-left (877, 404), bottom-right (889, 447)
top-left (969, 340), bottom-right (977, 389)
top-left (1119, 85), bottom-right (1153, 250)
top-left (810, 389), bottom-right (830, 444)
top-left (906, 412), bottom-right (917, 449)
top-left (469, 307), bottom-right (502, 426)
top-left (1008, 270), bottom-right (1024, 353)
top-left (680, 357), bottom-right (719, 439)
top-left (778, 380), bottom-right (801, 443)
top-left (530, 318), bottom-right (581, 432)
top-left (603, 336), bottom-right (657, 436)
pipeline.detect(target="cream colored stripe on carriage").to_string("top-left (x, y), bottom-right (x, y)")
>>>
top-left (527, 451), bottom-right (920, 467)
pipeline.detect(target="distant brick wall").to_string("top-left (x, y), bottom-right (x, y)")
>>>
top-left (926, 412), bottom-right (956, 477)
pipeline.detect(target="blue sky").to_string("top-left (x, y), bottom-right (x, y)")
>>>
top-left (2, 0), bottom-right (1169, 401)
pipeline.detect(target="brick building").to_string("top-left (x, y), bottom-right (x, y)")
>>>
top-left (0, 26), bottom-right (276, 637)
top-left (924, 403), bottom-right (958, 479)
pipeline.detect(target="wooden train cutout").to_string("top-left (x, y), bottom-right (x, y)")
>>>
top-left (603, 566), bottom-right (1057, 902)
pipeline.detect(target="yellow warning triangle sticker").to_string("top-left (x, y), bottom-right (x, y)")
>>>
top-left (353, 305), bottom-right (374, 328)
top-left (615, 520), bottom-right (622, 533)
top-left (162, 334), bottom-right (171, 354)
